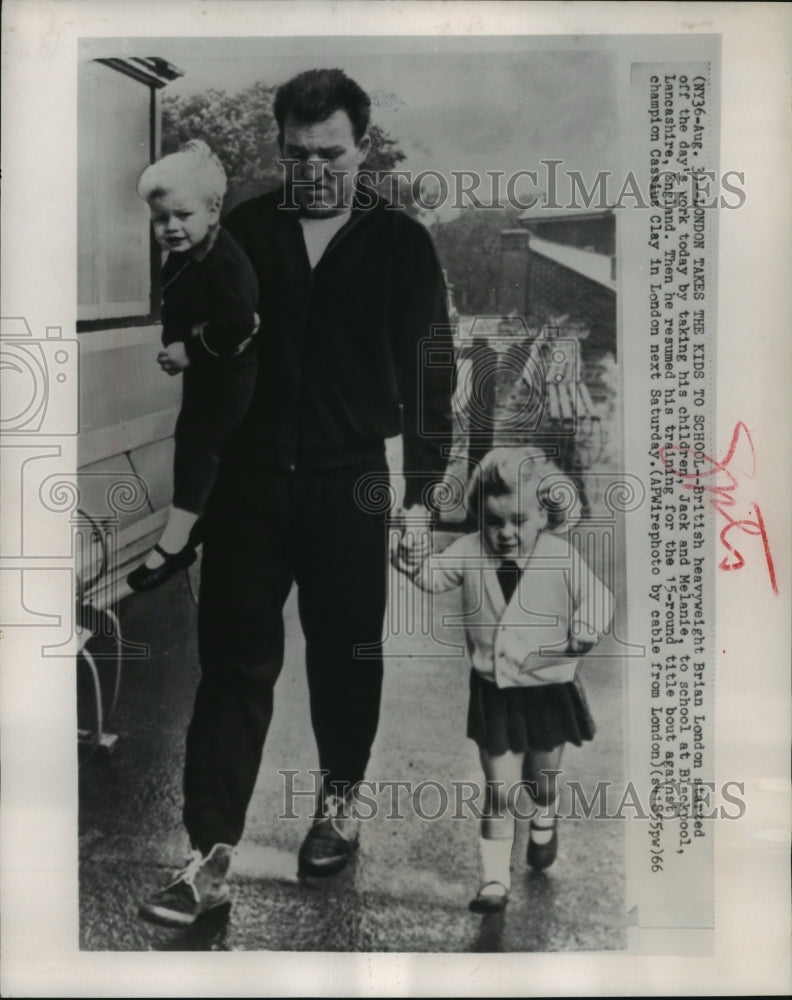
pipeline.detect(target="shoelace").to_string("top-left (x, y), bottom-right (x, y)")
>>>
top-left (166, 849), bottom-right (204, 899)
top-left (324, 794), bottom-right (345, 818)
top-left (323, 794), bottom-right (357, 841)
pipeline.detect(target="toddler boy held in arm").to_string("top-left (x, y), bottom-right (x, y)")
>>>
top-left (128, 140), bottom-right (260, 591)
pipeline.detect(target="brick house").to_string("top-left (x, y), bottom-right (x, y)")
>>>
top-left (500, 208), bottom-right (616, 359)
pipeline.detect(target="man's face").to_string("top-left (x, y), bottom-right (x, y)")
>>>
top-left (280, 110), bottom-right (371, 216)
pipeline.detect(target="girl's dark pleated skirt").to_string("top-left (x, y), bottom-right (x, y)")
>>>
top-left (467, 669), bottom-right (595, 755)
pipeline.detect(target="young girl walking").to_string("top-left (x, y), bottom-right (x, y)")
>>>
top-left (393, 446), bottom-right (613, 912)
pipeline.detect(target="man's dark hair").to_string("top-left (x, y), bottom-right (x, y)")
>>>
top-left (274, 68), bottom-right (371, 143)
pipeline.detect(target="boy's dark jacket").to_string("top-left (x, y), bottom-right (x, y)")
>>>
top-left (160, 226), bottom-right (259, 362)
top-left (222, 186), bottom-right (455, 509)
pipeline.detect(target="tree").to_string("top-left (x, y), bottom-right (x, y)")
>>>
top-left (432, 206), bottom-right (522, 314)
top-left (162, 83), bottom-right (280, 211)
top-left (162, 83), bottom-right (412, 214)
top-left (365, 124), bottom-right (406, 174)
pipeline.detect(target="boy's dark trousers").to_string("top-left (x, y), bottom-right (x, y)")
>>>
top-left (172, 350), bottom-right (258, 515)
top-left (182, 453), bottom-right (389, 854)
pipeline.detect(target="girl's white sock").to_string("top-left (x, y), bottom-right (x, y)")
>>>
top-left (478, 834), bottom-right (513, 892)
top-left (145, 507), bottom-right (199, 568)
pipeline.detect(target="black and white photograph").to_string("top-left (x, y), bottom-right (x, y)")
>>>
top-left (73, 32), bottom-right (630, 956)
top-left (1, 2), bottom-right (790, 996)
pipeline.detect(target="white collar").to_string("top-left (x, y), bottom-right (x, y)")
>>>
top-left (481, 529), bottom-right (559, 572)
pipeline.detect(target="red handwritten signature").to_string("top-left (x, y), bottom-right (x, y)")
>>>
top-left (659, 422), bottom-right (777, 594)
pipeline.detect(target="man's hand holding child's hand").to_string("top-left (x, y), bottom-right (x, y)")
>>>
top-left (389, 504), bottom-right (432, 577)
top-left (566, 636), bottom-right (597, 656)
top-left (157, 342), bottom-right (190, 375)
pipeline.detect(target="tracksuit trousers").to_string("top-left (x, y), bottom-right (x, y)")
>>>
top-left (182, 453), bottom-right (389, 854)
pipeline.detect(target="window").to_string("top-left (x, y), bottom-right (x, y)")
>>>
top-left (77, 60), bottom-right (153, 324)
top-left (77, 56), bottom-right (183, 329)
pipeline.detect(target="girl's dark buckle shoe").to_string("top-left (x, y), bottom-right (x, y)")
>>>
top-left (468, 881), bottom-right (509, 913)
top-left (527, 818), bottom-right (558, 870)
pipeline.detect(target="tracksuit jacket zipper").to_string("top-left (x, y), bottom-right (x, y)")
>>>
top-left (285, 208), bottom-right (368, 472)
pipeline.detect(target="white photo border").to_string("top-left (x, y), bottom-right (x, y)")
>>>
top-left (1, 1), bottom-right (790, 996)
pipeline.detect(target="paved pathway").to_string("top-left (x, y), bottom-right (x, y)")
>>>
top-left (79, 559), bottom-right (626, 953)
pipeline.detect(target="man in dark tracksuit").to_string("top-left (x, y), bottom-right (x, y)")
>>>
top-left (139, 68), bottom-right (454, 929)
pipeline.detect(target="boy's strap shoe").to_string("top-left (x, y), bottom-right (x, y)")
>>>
top-left (298, 793), bottom-right (360, 878)
top-left (468, 881), bottom-right (509, 914)
top-left (527, 818), bottom-right (558, 871)
top-left (127, 543), bottom-right (197, 592)
top-left (138, 844), bottom-right (233, 928)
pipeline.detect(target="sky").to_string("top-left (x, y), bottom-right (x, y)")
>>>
top-left (81, 35), bottom-right (618, 219)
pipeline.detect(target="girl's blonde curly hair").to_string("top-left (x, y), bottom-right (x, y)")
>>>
top-left (465, 446), bottom-right (581, 532)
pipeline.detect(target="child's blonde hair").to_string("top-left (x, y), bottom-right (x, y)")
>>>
top-left (465, 446), bottom-right (580, 531)
top-left (137, 139), bottom-right (227, 205)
